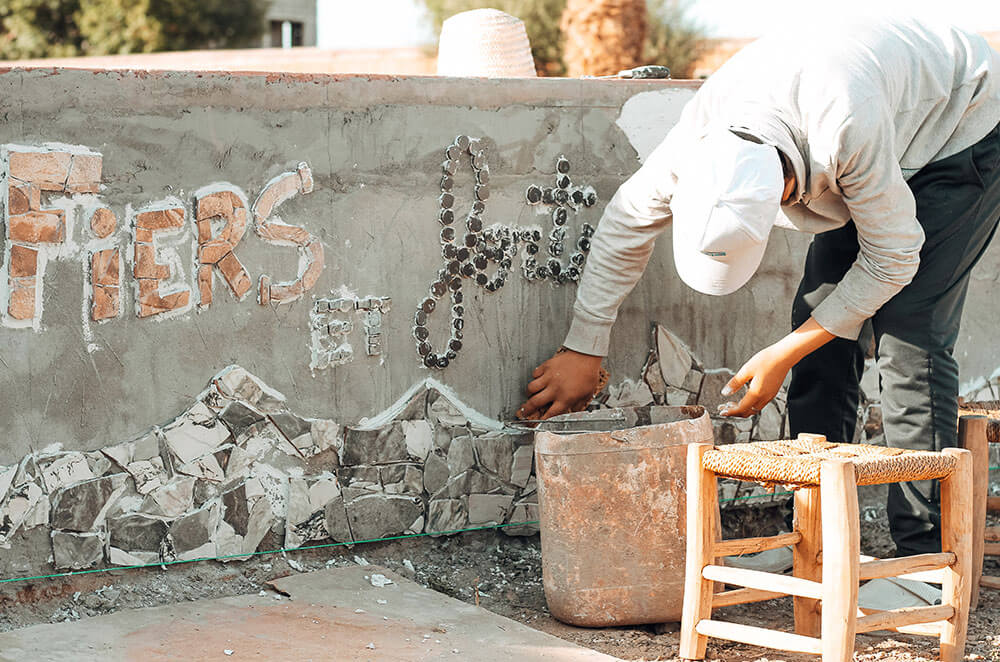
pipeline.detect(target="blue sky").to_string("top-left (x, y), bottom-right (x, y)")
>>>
top-left (318, 0), bottom-right (1000, 49)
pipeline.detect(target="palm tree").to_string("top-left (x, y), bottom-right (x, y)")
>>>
top-left (560, 0), bottom-right (648, 77)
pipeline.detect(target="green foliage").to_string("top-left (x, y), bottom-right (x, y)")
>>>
top-left (421, 0), bottom-right (707, 78)
top-left (422, 0), bottom-right (568, 75)
top-left (644, 0), bottom-right (707, 79)
top-left (0, 0), bottom-right (271, 60)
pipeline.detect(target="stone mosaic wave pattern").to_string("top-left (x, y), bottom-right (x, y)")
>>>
top-left (0, 366), bottom-right (538, 573)
top-left (0, 322), bottom-right (815, 575)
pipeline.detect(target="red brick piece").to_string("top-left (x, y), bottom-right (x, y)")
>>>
top-left (91, 249), bottom-right (119, 286)
top-left (90, 207), bottom-right (117, 239)
top-left (198, 265), bottom-right (213, 308)
top-left (135, 208), bottom-right (184, 231)
top-left (8, 151), bottom-right (72, 191)
top-left (8, 278), bottom-right (36, 320)
top-left (216, 252), bottom-right (252, 299)
top-left (137, 279), bottom-right (190, 318)
top-left (91, 286), bottom-right (119, 321)
top-left (8, 211), bottom-right (65, 244)
top-left (8, 185), bottom-right (30, 216)
top-left (133, 243), bottom-right (170, 280)
top-left (9, 244), bottom-right (38, 278)
top-left (65, 154), bottom-right (102, 194)
top-left (198, 240), bottom-right (232, 265)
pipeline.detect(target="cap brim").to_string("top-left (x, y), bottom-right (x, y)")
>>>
top-left (672, 218), bottom-right (769, 296)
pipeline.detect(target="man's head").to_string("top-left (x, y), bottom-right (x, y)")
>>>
top-left (670, 128), bottom-right (786, 296)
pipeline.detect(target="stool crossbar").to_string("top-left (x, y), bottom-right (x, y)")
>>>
top-left (679, 434), bottom-right (973, 662)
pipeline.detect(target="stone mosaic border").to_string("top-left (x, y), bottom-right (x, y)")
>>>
top-left (0, 323), bottom-right (825, 576)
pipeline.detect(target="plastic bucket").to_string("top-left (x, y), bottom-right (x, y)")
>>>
top-left (534, 405), bottom-right (712, 626)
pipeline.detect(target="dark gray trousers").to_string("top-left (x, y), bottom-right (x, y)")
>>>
top-left (787, 122), bottom-right (1000, 556)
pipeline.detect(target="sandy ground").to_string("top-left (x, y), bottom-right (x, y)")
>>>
top-left (0, 507), bottom-right (997, 661)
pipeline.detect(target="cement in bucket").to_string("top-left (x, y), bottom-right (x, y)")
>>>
top-left (534, 405), bottom-right (712, 626)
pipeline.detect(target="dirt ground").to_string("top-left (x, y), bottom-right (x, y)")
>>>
top-left (0, 505), bottom-right (998, 661)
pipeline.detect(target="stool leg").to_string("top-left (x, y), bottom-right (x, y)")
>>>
top-left (680, 442), bottom-right (717, 661)
top-left (793, 486), bottom-right (822, 637)
top-left (940, 448), bottom-right (973, 662)
top-left (957, 416), bottom-right (988, 610)
top-left (820, 459), bottom-right (859, 662)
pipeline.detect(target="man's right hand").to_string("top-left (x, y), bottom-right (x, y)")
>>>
top-left (517, 349), bottom-right (604, 420)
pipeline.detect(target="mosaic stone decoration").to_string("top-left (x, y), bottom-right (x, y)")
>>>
top-left (414, 144), bottom-right (601, 370)
top-left (0, 322), bottom-right (816, 576)
top-left (310, 295), bottom-right (392, 369)
top-left (522, 156), bottom-right (597, 284)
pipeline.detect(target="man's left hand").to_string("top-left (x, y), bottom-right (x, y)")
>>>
top-left (720, 344), bottom-right (796, 417)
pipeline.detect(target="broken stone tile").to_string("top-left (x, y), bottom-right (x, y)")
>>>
top-left (342, 425), bottom-right (408, 465)
top-left (395, 388), bottom-right (429, 422)
top-left (665, 386), bottom-right (696, 406)
top-left (49, 474), bottom-right (126, 532)
top-left (132, 431), bottom-right (161, 462)
top-left (108, 546), bottom-right (148, 567)
top-left (641, 348), bottom-right (667, 404)
top-left (141, 477), bottom-right (196, 518)
top-left (423, 451), bottom-right (449, 495)
top-left (656, 324), bottom-right (696, 388)
top-left (214, 520), bottom-right (242, 561)
top-left (381, 464), bottom-right (423, 495)
top-left (401, 420), bottom-right (433, 461)
top-left (177, 452), bottom-right (226, 483)
top-left (337, 465), bottom-right (381, 489)
top-left (51, 531), bottom-right (104, 570)
top-left (271, 412), bottom-right (311, 442)
top-left (101, 440), bottom-right (135, 469)
top-left (161, 409), bottom-right (232, 465)
top-left (169, 503), bottom-right (218, 556)
top-left (604, 379), bottom-right (654, 409)
top-left (473, 434), bottom-right (514, 482)
top-left (310, 419), bottom-right (341, 454)
top-left (502, 504), bottom-right (540, 536)
top-left (682, 368), bottom-right (704, 395)
top-left (193, 478), bottom-right (222, 507)
top-left (445, 469), bottom-right (503, 498)
top-left (324, 495), bottom-right (353, 543)
top-left (109, 513), bottom-right (169, 553)
top-left (0, 465), bottom-right (18, 501)
top-left (214, 366), bottom-right (286, 411)
top-left (427, 393), bottom-right (468, 427)
top-left (218, 400), bottom-right (265, 437)
top-left (345, 493), bottom-right (423, 542)
top-left (23, 491), bottom-right (50, 530)
top-left (82, 451), bottom-right (113, 478)
top-left (223, 446), bottom-right (256, 486)
top-left (426, 498), bottom-right (468, 535)
top-left (698, 368), bottom-right (745, 414)
top-left (287, 510), bottom-right (328, 549)
top-left (39, 453), bottom-right (95, 492)
top-left (221, 484), bottom-right (250, 537)
top-left (242, 497), bottom-right (276, 554)
top-left (752, 401), bottom-right (785, 441)
top-left (467, 494), bottom-right (514, 525)
top-left (0, 482), bottom-right (43, 542)
top-left (124, 458), bottom-right (166, 495)
top-left (510, 445), bottom-right (533, 488)
top-left (446, 435), bottom-right (476, 476)
top-left (253, 464), bottom-right (289, 521)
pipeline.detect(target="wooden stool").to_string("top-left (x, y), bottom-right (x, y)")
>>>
top-left (680, 434), bottom-right (973, 662)
top-left (957, 401), bottom-right (1000, 607)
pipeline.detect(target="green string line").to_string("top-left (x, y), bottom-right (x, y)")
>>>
top-left (2, 464), bottom-right (998, 587)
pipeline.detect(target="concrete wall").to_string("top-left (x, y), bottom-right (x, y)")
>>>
top-left (0, 69), bottom-right (998, 574)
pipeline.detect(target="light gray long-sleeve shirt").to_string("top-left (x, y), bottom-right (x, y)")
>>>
top-left (565, 17), bottom-right (1000, 356)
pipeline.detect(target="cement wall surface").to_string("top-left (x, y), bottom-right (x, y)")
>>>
top-left (0, 69), bottom-right (998, 575)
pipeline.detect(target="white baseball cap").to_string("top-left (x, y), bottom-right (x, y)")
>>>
top-left (671, 128), bottom-right (784, 296)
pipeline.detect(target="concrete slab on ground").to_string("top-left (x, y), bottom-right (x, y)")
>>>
top-left (0, 565), bottom-right (620, 661)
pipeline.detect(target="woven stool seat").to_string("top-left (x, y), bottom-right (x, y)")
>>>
top-left (702, 438), bottom-right (957, 487)
top-left (959, 400), bottom-right (1000, 443)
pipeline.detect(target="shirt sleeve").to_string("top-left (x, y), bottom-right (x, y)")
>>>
top-left (811, 112), bottom-right (925, 339)
top-left (563, 137), bottom-right (677, 356)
